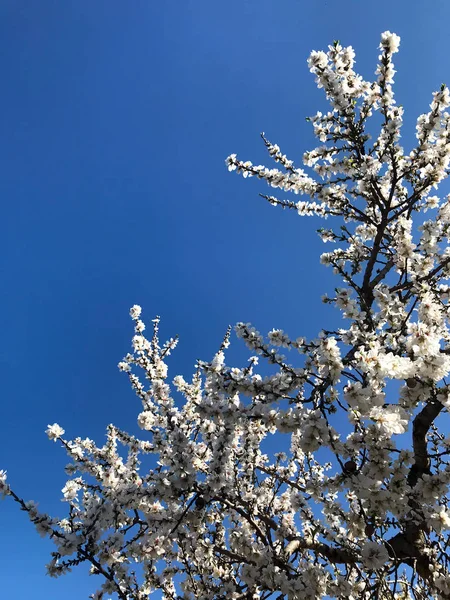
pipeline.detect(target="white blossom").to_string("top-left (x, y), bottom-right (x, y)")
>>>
top-left (129, 304), bottom-right (142, 320)
top-left (46, 423), bottom-right (65, 442)
top-left (0, 470), bottom-right (10, 498)
top-left (361, 540), bottom-right (390, 570)
top-left (380, 31), bottom-right (401, 54)
top-left (369, 406), bottom-right (409, 436)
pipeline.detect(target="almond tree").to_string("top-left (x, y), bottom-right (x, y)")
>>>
top-left (3, 31), bottom-right (450, 599)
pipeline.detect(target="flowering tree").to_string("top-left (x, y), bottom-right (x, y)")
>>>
top-left (3, 31), bottom-right (450, 599)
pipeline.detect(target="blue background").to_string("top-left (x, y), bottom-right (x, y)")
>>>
top-left (1, 1), bottom-right (449, 597)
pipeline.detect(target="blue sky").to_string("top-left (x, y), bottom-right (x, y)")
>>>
top-left (1, 1), bottom-right (450, 598)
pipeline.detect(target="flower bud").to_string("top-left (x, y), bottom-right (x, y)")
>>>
top-left (195, 496), bottom-right (206, 509)
top-left (344, 460), bottom-right (357, 473)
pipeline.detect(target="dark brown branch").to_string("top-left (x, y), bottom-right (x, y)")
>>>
top-left (385, 398), bottom-right (446, 594)
top-left (283, 537), bottom-right (358, 564)
top-left (407, 399), bottom-right (443, 487)
top-left (369, 259), bottom-right (394, 288)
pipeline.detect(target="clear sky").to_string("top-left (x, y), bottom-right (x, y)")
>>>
top-left (1, 1), bottom-right (450, 598)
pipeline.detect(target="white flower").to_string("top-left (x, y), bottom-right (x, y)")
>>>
top-left (318, 337), bottom-right (343, 383)
top-left (137, 410), bottom-right (156, 430)
top-left (369, 406), bottom-right (408, 436)
top-left (268, 329), bottom-right (290, 348)
top-left (129, 305), bottom-right (142, 320)
top-left (46, 423), bottom-right (65, 442)
top-left (434, 573), bottom-right (450, 595)
top-left (211, 351), bottom-right (225, 372)
top-left (377, 352), bottom-right (415, 380)
top-left (0, 470), bottom-right (10, 498)
top-left (380, 31), bottom-right (401, 54)
top-left (429, 507), bottom-right (450, 532)
top-left (226, 154), bottom-right (237, 171)
top-left (132, 335), bottom-right (147, 351)
top-left (61, 480), bottom-right (80, 502)
top-left (361, 540), bottom-right (390, 570)
top-left (135, 319), bottom-right (145, 332)
top-left (307, 50), bottom-right (328, 70)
